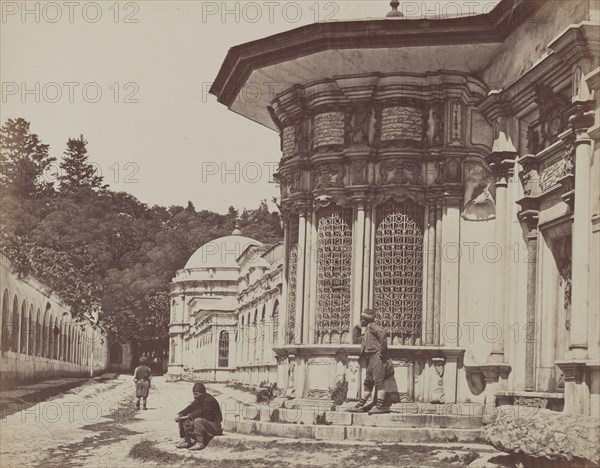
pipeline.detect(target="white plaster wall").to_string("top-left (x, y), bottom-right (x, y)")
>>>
top-left (482, 0), bottom-right (589, 90)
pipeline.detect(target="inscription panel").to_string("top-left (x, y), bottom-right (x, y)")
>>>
top-left (381, 106), bottom-right (422, 142)
top-left (282, 126), bottom-right (296, 158)
top-left (313, 112), bottom-right (345, 149)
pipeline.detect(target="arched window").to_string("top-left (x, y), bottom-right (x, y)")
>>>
top-left (1, 290), bottom-right (9, 352)
top-left (374, 199), bottom-right (424, 345)
top-left (272, 300), bottom-right (279, 347)
top-left (11, 296), bottom-right (19, 352)
top-left (218, 331), bottom-right (229, 367)
top-left (170, 338), bottom-right (176, 364)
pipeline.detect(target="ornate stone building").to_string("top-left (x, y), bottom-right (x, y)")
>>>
top-left (208, 0), bottom-right (599, 417)
top-left (168, 232), bottom-right (283, 383)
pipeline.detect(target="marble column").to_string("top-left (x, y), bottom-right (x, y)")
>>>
top-left (279, 220), bottom-right (289, 347)
top-left (352, 202), bottom-right (366, 330)
top-left (568, 101), bottom-right (595, 359)
top-left (305, 210), bottom-right (317, 344)
top-left (518, 207), bottom-right (539, 391)
top-left (487, 156), bottom-right (514, 363)
top-left (433, 197), bottom-right (443, 345)
top-left (425, 200), bottom-right (436, 345)
top-left (441, 197), bottom-right (461, 346)
top-left (361, 202), bottom-right (373, 311)
top-left (294, 210), bottom-right (308, 345)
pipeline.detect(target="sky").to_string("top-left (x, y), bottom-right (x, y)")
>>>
top-left (1, 0), bottom-right (500, 213)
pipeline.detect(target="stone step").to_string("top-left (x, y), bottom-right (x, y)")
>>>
top-left (223, 419), bottom-right (483, 443)
top-left (225, 405), bottom-right (483, 429)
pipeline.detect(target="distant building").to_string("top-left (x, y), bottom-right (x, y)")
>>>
top-left (168, 232), bottom-right (282, 383)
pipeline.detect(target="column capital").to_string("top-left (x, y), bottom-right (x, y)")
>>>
top-left (518, 154), bottom-right (540, 197)
top-left (479, 364), bottom-right (511, 383)
top-left (516, 199), bottom-right (540, 237)
top-left (568, 100), bottom-right (595, 135)
top-left (555, 360), bottom-right (587, 384)
top-left (486, 152), bottom-right (516, 187)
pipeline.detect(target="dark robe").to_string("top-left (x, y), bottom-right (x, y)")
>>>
top-left (178, 393), bottom-right (223, 439)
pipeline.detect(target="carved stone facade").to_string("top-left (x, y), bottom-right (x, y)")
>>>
top-left (210, 0), bottom-right (599, 416)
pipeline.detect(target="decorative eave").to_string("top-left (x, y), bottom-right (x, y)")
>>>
top-left (210, 0), bottom-right (537, 129)
top-left (548, 21), bottom-right (600, 67)
top-left (478, 22), bottom-right (600, 121)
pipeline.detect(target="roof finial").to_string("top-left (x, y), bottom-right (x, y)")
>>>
top-left (386, 0), bottom-right (404, 17)
top-left (232, 219), bottom-right (242, 236)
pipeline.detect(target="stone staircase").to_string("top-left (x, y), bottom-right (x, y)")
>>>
top-left (222, 401), bottom-right (486, 443)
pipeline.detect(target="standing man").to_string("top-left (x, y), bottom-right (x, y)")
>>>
top-left (350, 309), bottom-right (394, 414)
top-left (133, 356), bottom-right (152, 410)
top-left (175, 382), bottom-right (223, 451)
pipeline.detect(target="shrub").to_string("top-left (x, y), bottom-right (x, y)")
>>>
top-left (330, 376), bottom-right (348, 406)
top-left (314, 412), bottom-right (332, 426)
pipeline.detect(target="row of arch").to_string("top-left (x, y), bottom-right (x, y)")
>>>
top-left (238, 299), bottom-right (279, 365)
top-left (1, 289), bottom-right (91, 366)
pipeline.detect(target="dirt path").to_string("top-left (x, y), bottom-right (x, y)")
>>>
top-left (0, 376), bottom-right (508, 467)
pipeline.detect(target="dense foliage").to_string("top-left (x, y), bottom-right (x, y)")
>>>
top-left (0, 118), bottom-right (283, 350)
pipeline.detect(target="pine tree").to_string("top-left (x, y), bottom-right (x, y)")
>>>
top-left (58, 135), bottom-right (106, 193)
top-left (0, 118), bottom-right (55, 197)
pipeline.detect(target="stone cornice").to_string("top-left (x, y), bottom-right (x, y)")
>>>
top-left (478, 22), bottom-right (599, 120)
top-left (210, 0), bottom-right (536, 107)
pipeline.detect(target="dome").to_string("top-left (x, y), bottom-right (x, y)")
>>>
top-left (184, 235), bottom-right (262, 269)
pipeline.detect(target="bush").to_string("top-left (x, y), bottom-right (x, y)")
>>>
top-left (256, 383), bottom-right (277, 403)
top-left (330, 376), bottom-right (348, 406)
top-left (314, 412), bottom-right (332, 426)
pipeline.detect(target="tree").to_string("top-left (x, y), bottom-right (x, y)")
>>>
top-left (58, 135), bottom-right (106, 193)
top-left (0, 118), bottom-right (55, 197)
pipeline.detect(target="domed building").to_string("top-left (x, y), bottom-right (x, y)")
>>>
top-left (167, 230), bottom-right (283, 383)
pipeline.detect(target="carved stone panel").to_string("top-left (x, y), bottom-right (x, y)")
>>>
top-left (349, 106), bottom-right (371, 146)
top-left (378, 160), bottom-right (421, 186)
top-left (539, 146), bottom-right (574, 192)
top-left (314, 163), bottom-right (345, 189)
top-left (449, 101), bottom-right (464, 145)
top-left (313, 112), bottom-right (345, 150)
top-left (351, 160), bottom-right (367, 186)
top-left (380, 106), bottom-right (423, 143)
top-left (282, 126), bottom-right (296, 159)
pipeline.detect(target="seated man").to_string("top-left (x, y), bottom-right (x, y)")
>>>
top-left (175, 382), bottom-right (223, 450)
top-left (350, 309), bottom-right (395, 414)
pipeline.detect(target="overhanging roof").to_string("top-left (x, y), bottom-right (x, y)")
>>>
top-left (210, 0), bottom-right (539, 130)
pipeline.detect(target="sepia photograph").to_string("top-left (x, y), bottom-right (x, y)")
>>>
top-left (1, 0), bottom-right (599, 466)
